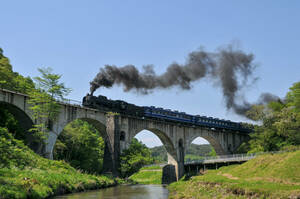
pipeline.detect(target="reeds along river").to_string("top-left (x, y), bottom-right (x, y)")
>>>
top-left (53, 184), bottom-right (169, 199)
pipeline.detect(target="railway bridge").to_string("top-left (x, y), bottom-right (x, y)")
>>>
top-left (0, 88), bottom-right (250, 180)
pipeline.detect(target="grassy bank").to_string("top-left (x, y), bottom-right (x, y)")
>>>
top-left (129, 165), bottom-right (162, 184)
top-left (169, 150), bottom-right (300, 199)
top-left (0, 128), bottom-right (122, 199)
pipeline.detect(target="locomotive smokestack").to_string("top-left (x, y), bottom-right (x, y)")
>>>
top-left (90, 43), bottom-right (278, 118)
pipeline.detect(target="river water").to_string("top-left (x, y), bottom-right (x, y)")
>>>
top-left (53, 185), bottom-right (169, 199)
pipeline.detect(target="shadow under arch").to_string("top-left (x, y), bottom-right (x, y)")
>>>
top-left (78, 118), bottom-right (108, 139)
top-left (131, 128), bottom-right (177, 163)
top-left (187, 134), bottom-right (226, 155)
top-left (0, 102), bottom-right (35, 147)
top-left (0, 101), bottom-right (34, 133)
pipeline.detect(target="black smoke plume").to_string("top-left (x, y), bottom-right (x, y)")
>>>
top-left (90, 44), bottom-right (278, 117)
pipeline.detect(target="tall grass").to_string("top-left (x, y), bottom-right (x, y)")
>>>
top-left (129, 166), bottom-right (162, 184)
top-left (0, 128), bottom-right (121, 199)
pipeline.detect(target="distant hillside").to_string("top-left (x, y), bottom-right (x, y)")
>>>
top-left (150, 144), bottom-right (214, 163)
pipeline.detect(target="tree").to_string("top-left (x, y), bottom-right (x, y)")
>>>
top-left (28, 67), bottom-right (71, 154)
top-left (120, 138), bottom-right (153, 177)
top-left (0, 48), bottom-right (34, 143)
top-left (0, 48), bottom-right (34, 93)
top-left (53, 119), bottom-right (104, 174)
top-left (286, 82), bottom-right (300, 111)
top-left (247, 81), bottom-right (300, 153)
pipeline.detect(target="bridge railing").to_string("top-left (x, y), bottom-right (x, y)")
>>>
top-left (0, 88), bottom-right (83, 107)
top-left (143, 163), bottom-right (167, 168)
top-left (185, 151), bottom-right (284, 165)
top-left (55, 98), bottom-right (82, 106)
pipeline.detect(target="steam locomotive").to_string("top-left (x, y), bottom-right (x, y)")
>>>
top-left (82, 94), bottom-right (251, 133)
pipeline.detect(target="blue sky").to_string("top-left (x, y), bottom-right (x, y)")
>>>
top-left (1, 1), bottom-right (300, 147)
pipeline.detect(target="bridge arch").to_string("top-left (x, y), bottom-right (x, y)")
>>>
top-left (51, 117), bottom-right (111, 172)
top-left (0, 102), bottom-right (35, 147)
top-left (48, 117), bottom-right (109, 159)
top-left (187, 133), bottom-right (226, 155)
top-left (0, 101), bottom-right (34, 133)
top-left (129, 128), bottom-right (177, 165)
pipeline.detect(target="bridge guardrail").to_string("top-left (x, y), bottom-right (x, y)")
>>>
top-left (1, 88), bottom-right (83, 107)
top-left (185, 151), bottom-right (285, 165)
top-left (143, 163), bottom-right (167, 168)
top-left (55, 98), bottom-right (82, 106)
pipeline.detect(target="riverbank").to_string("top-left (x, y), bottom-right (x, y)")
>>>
top-left (169, 150), bottom-right (300, 198)
top-left (129, 165), bottom-right (162, 184)
top-left (0, 128), bottom-right (123, 199)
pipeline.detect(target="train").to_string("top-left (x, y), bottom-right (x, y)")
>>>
top-left (82, 94), bottom-right (251, 133)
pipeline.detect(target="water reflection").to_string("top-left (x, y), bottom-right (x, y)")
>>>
top-left (53, 185), bottom-right (168, 199)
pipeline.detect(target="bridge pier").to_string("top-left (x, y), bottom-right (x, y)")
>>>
top-left (102, 114), bottom-right (121, 176)
top-left (45, 131), bottom-right (58, 159)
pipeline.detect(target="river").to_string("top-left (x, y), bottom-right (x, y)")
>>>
top-left (53, 185), bottom-right (169, 199)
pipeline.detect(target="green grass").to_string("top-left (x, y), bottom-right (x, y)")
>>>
top-left (184, 154), bottom-right (204, 161)
top-left (0, 128), bottom-right (122, 199)
top-left (169, 150), bottom-right (300, 199)
top-left (140, 165), bottom-right (161, 170)
top-left (129, 166), bottom-right (162, 184)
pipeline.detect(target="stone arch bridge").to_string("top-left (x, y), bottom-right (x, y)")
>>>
top-left (0, 89), bottom-right (250, 180)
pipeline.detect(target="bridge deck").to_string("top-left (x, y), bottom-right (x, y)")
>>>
top-left (184, 151), bottom-right (285, 166)
top-left (185, 154), bottom-right (256, 165)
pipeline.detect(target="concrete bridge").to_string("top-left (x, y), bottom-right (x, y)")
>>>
top-left (185, 153), bottom-right (257, 173)
top-left (0, 88), bottom-right (250, 180)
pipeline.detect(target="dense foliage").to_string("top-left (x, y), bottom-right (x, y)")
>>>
top-left (53, 119), bottom-right (105, 174)
top-left (0, 106), bottom-right (26, 141)
top-left (0, 127), bottom-right (118, 199)
top-left (246, 82), bottom-right (300, 152)
top-left (120, 138), bottom-right (153, 177)
top-left (0, 49), bottom-right (34, 142)
top-left (150, 145), bottom-right (168, 163)
top-left (150, 144), bottom-right (216, 163)
top-left (0, 48), bottom-right (34, 93)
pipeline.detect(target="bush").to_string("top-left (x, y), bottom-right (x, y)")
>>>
top-left (120, 138), bottom-right (153, 177)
